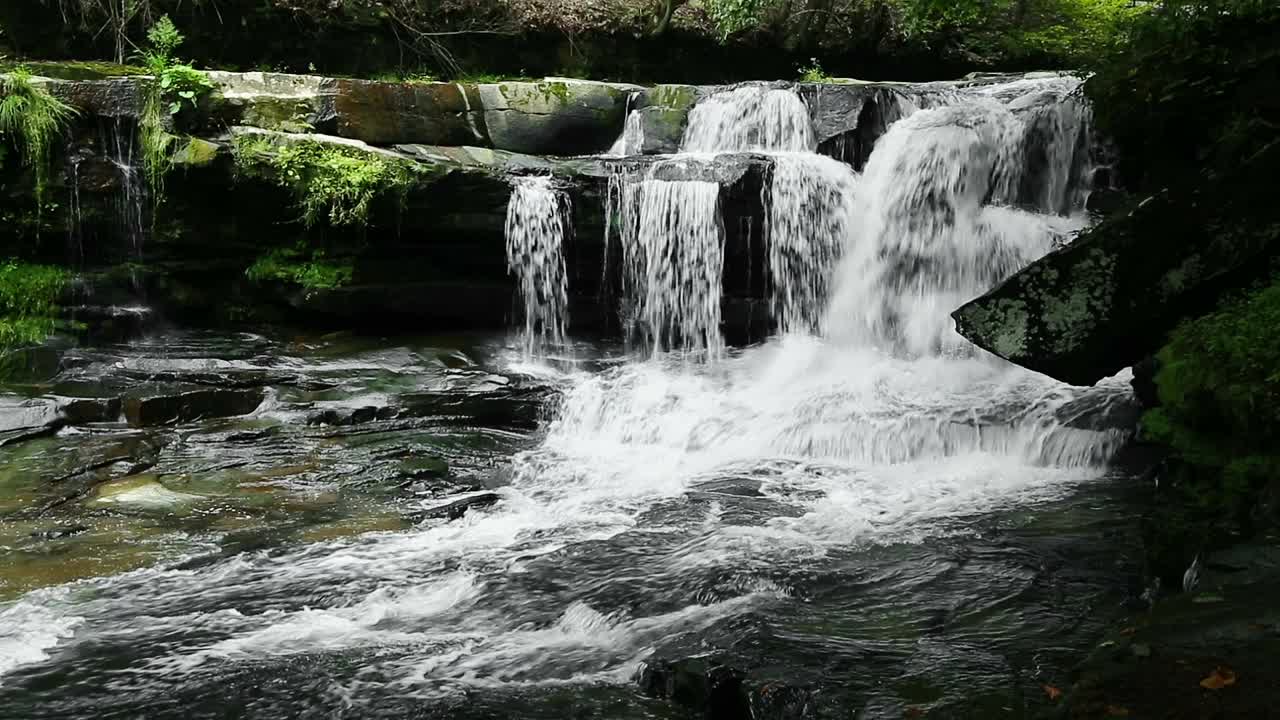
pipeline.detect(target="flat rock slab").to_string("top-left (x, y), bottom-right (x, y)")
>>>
top-left (123, 388), bottom-right (265, 427)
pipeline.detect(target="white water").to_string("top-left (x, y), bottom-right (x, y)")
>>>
top-left (0, 77), bottom-right (1128, 701)
top-left (609, 168), bottom-right (725, 358)
top-left (682, 85), bottom-right (815, 153)
top-left (504, 176), bottom-right (570, 357)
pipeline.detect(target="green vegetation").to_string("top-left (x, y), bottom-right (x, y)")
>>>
top-left (1087, 0), bottom-right (1279, 191)
top-left (0, 260), bottom-right (68, 347)
top-left (138, 16), bottom-right (215, 198)
top-left (797, 58), bottom-right (832, 83)
top-left (247, 248), bottom-right (353, 290)
top-left (233, 135), bottom-right (416, 227)
top-left (0, 69), bottom-right (77, 204)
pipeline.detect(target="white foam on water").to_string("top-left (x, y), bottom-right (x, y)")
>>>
top-left (0, 589), bottom-right (84, 684)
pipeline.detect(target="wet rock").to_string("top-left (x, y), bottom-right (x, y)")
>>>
top-left (56, 396), bottom-right (123, 425)
top-left (629, 84), bottom-right (701, 154)
top-left (397, 387), bottom-right (551, 429)
top-left (37, 76), bottom-right (143, 118)
top-left (306, 405), bottom-right (398, 426)
top-left (334, 79), bottom-right (482, 146)
top-left (638, 656), bottom-right (816, 720)
top-left (123, 388), bottom-right (265, 427)
top-left (479, 79), bottom-right (635, 155)
top-left (416, 492), bottom-right (501, 521)
top-left (800, 83), bottom-right (912, 171)
top-left (1053, 389), bottom-right (1142, 433)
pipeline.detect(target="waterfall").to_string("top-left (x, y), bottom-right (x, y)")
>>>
top-left (504, 175), bottom-right (570, 358)
top-left (681, 86), bottom-right (815, 153)
top-left (766, 154), bottom-right (858, 334)
top-left (102, 117), bottom-right (146, 262)
top-left (823, 79), bottom-right (1092, 357)
top-left (610, 167), bottom-right (724, 358)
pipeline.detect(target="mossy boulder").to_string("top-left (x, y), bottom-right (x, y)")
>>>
top-left (628, 84), bottom-right (701, 154)
top-left (478, 79), bottom-right (635, 155)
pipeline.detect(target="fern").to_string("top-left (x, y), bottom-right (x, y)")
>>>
top-left (0, 69), bottom-right (78, 204)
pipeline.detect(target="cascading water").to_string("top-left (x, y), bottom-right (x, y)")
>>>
top-left (681, 85), bottom-right (815, 153)
top-left (102, 117), bottom-right (146, 262)
top-left (0, 75), bottom-right (1136, 717)
top-left (610, 169), bottom-right (724, 358)
top-left (504, 175), bottom-right (570, 357)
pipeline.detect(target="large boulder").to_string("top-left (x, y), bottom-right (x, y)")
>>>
top-left (478, 79), bottom-right (635, 155)
top-left (333, 79), bottom-right (485, 146)
top-left (953, 140), bottom-right (1280, 385)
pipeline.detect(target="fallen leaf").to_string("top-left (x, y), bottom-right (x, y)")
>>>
top-left (1200, 666), bottom-right (1237, 690)
top-left (1042, 684), bottom-right (1062, 700)
top-left (1106, 705), bottom-right (1131, 717)
top-left (1119, 626), bottom-right (1137, 636)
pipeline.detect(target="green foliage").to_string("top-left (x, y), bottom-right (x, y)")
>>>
top-left (247, 248), bottom-right (354, 290)
top-left (0, 260), bottom-right (68, 348)
top-left (145, 14), bottom-right (185, 67)
top-left (158, 64), bottom-right (214, 114)
top-left (1086, 0), bottom-right (1280, 190)
top-left (1142, 278), bottom-right (1280, 532)
top-left (797, 58), bottom-right (831, 83)
top-left (234, 135), bottom-right (416, 227)
top-left (704, 0), bottom-right (768, 39)
top-left (0, 69), bottom-right (78, 204)
top-left (136, 16), bottom-right (213, 199)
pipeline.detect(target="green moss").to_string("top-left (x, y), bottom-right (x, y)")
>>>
top-left (170, 137), bottom-right (220, 168)
top-left (0, 260), bottom-right (68, 348)
top-left (0, 69), bottom-right (78, 205)
top-left (247, 249), bottom-right (353, 290)
top-left (0, 61), bottom-right (148, 81)
top-left (233, 135), bottom-right (416, 227)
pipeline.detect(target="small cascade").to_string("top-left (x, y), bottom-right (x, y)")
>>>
top-left (682, 85), bottom-right (815, 153)
top-left (102, 117), bottom-right (146, 262)
top-left (607, 91), bottom-right (644, 157)
top-left (504, 176), bottom-right (571, 357)
top-left (767, 154), bottom-right (858, 333)
top-left (609, 167), bottom-right (724, 358)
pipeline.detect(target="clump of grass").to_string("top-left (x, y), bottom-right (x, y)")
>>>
top-left (0, 260), bottom-right (68, 348)
top-left (0, 69), bottom-right (78, 203)
top-left (797, 58), bottom-right (832, 83)
top-left (234, 135), bottom-right (416, 227)
top-left (247, 248), bottom-right (353, 290)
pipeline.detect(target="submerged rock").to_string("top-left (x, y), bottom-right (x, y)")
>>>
top-left (415, 492), bottom-right (501, 521)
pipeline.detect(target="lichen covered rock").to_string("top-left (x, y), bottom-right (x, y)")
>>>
top-left (954, 141), bottom-right (1280, 386)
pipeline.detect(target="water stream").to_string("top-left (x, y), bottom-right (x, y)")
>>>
top-left (0, 76), bottom-right (1138, 719)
